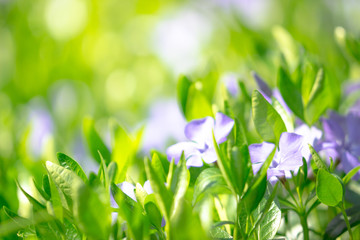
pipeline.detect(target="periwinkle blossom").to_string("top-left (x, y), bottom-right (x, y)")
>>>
top-left (294, 124), bottom-right (323, 162)
top-left (221, 73), bottom-right (240, 97)
top-left (166, 113), bottom-right (234, 167)
top-left (319, 111), bottom-right (360, 173)
top-left (249, 132), bottom-right (305, 183)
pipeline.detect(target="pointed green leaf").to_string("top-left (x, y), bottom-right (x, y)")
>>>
top-left (57, 153), bottom-right (87, 183)
top-left (277, 67), bottom-right (304, 120)
top-left (316, 169), bottom-right (343, 207)
top-left (83, 117), bottom-right (111, 164)
top-left (252, 90), bottom-right (287, 143)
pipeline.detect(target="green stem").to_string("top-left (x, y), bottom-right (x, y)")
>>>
top-left (300, 213), bottom-right (309, 240)
top-left (340, 203), bottom-right (353, 240)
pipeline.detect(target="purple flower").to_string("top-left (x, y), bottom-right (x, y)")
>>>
top-left (221, 73), bottom-right (240, 97)
top-left (249, 132), bottom-right (305, 183)
top-left (294, 124), bottom-right (322, 162)
top-left (319, 111), bottom-right (360, 173)
top-left (166, 112), bottom-right (235, 167)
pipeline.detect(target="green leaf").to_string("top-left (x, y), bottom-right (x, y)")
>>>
top-left (45, 170), bottom-right (64, 222)
top-left (277, 66), bottom-right (305, 120)
top-left (83, 117), bottom-right (111, 164)
top-left (170, 153), bottom-right (190, 218)
top-left (272, 97), bottom-right (294, 132)
top-left (272, 25), bottom-right (300, 71)
top-left (151, 153), bottom-right (167, 184)
top-left (233, 118), bottom-right (248, 147)
top-left (57, 153), bottom-right (87, 183)
top-left (73, 182), bottom-right (111, 239)
top-left (145, 156), bottom-right (173, 220)
top-left (185, 84), bottom-right (213, 121)
top-left (241, 176), bottom-right (267, 214)
top-left (324, 205), bottom-right (360, 240)
top-left (342, 166), bottom-right (360, 185)
top-left (193, 168), bottom-right (230, 205)
top-left (177, 75), bottom-right (192, 116)
top-left (42, 174), bottom-right (51, 198)
top-left (316, 169), bottom-right (343, 207)
top-left (309, 144), bottom-right (328, 171)
top-left (33, 178), bottom-right (50, 201)
top-left (46, 161), bottom-right (82, 198)
top-left (212, 132), bottom-right (236, 194)
top-left (17, 182), bottom-right (46, 211)
top-left (111, 122), bottom-right (133, 183)
top-left (210, 227), bottom-right (232, 239)
top-left (304, 68), bottom-right (329, 125)
top-left (252, 90), bottom-right (287, 143)
top-left (230, 145), bottom-right (251, 196)
top-left (169, 198), bottom-right (208, 240)
top-left (252, 198), bottom-right (281, 240)
top-left (144, 200), bottom-right (162, 230)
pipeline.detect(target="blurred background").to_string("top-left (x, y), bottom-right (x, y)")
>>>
top-left (0, 0), bottom-right (360, 215)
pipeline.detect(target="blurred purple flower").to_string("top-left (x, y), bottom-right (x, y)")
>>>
top-left (319, 111), bottom-right (360, 173)
top-left (166, 113), bottom-right (234, 167)
top-left (249, 132), bottom-right (304, 183)
top-left (28, 106), bottom-right (53, 158)
top-left (221, 73), bottom-right (240, 97)
top-left (142, 99), bottom-right (187, 153)
top-left (294, 124), bottom-right (322, 162)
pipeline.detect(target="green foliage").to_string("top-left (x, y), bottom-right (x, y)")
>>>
top-left (316, 169), bottom-right (343, 207)
top-left (252, 90), bottom-right (287, 143)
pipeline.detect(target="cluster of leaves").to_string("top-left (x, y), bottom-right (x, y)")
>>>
top-left (1, 26), bottom-right (360, 240)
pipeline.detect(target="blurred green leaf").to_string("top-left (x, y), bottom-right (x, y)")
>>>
top-left (185, 84), bottom-right (213, 121)
top-left (230, 145), bottom-right (251, 196)
top-left (309, 144), bottom-right (328, 171)
top-left (83, 117), bottom-right (111, 164)
top-left (145, 156), bottom-right (173, 220)
top-left (272, 25), bottom-right (300, 71)
top-left (73, 182), bottom-right (111, 239)
top-left (111, 122), bottom-right (133, 183)
top-left (343, 166), bottom-right (360, 185)
top-left (316, 169), bottom-right (343, 207)
top-left (57, 153), bottom-right (87, 183)
top-left (193, 168), bottom-right (230, 205)
top-left (324, 205), bottom-right (360, 240)
top-left (241, 176), bottom-right (267, 214)
top-left (252, 90), bottom-right (287, 143)
top-left (177, 75), bottom-right (192, 116)
top-left (277, 66), bottom-right (305, 120)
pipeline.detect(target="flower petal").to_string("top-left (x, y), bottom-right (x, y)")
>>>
top-left (166, 141), bottom-right (200, 164)
top-left (185, 117), bottom-right (214, 145)
top-left (249, 142), bottom-right (275, 164)
top-left (120, 181), bottom-right (136, 201)
top-left (214, 112), bottom-right (235, 144)
top-left (143, 180), bottom-right (153, 195)
top-left (249, 142), bottom-right (275, 175)
top-left (347, 112), bottom-right (360, 145)
top-left (341, 151), bottom-right (360, 173)
top-left (201, 147), bottom-right (218, 164)
top-left (295, 124), bottom-right (323, 162)
top-left (186, 153), bottom-right (203, 167)
top-left (277, 132), bottom-right (304, 171)
top-left (322, 111), bottom-right (346, 143)
top-left (253, 72), bottom-right (273, 99)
